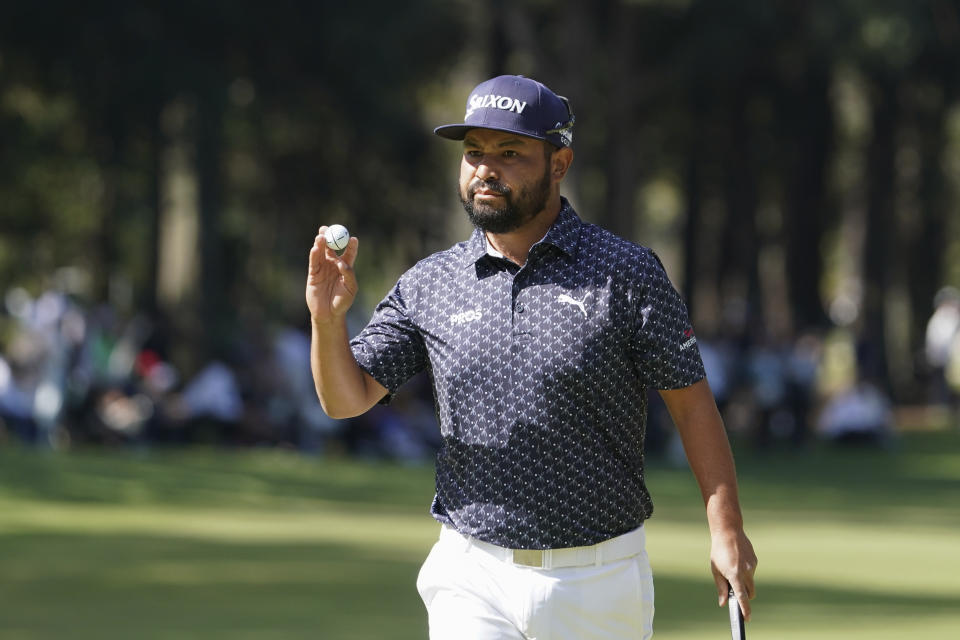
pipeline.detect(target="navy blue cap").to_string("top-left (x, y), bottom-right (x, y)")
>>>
top-left (434, 75), bottom-right (574, 148)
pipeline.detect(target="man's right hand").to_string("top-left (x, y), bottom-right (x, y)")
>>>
top-left (306, 225), bottom-right (360, 323)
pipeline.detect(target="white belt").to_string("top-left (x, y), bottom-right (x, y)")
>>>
top-left (440, 524), bottom-right (646, 570)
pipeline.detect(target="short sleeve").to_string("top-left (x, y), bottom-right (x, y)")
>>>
top-left (630, 252), bottom-right (706, 390)
top-left (350, 275), bottom-right (428, 397)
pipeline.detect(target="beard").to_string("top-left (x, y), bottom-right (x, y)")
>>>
top-left (459, 166), bottom-right (552, 234)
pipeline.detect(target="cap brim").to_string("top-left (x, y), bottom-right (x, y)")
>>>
top-left (433, 124), bottom-right (547, 142)
top-left (433, 124), bottom-right (471, 140)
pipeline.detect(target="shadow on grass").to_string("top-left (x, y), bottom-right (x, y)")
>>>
top-left (3, 531), bottom-right (956, 640)
top-left (3, 432), bottom-right (958, 519)
top-left (0, 532), bottom-right (430, 640)
top-left (2, 432), bottom-right (959, 639)
top-left (653, 573), bottom-right (960, 636)
top-left (647, 431), bottom-right (960, 525)
top-left (0, 446), bottom-right (436, 511)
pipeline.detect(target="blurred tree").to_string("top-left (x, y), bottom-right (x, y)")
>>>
top-left (0, 0), bottom-right (466, 371)
top-left (837, 0), bottom-right (960, 392)
top-left (468, 0), bottom-right (960, 401)
top-left (775, 3), bottom-right (837, 332)
top-left (899, 2), bottom-right (960, 389)
top-left (4, 0), bottom-right (960, 404)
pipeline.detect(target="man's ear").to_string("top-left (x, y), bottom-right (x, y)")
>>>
top-left (552, 147), bottom-right (574, 181)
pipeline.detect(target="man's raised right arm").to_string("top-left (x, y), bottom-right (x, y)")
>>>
top-left (306, 226), bottom-right (388, 419)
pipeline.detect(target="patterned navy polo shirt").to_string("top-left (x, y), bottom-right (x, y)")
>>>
top-left (351, 199), bottom-right (705, 549)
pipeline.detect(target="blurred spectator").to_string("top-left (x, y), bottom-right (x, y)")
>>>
top-left (746, 333), bottom-right (790, 449)
top-left (0, 353), bottom-right (35, 441)
top-left (1, 286), bottom-right (87, 447)
top-left (0, 277), bottom-right (859, 461)
top-left (271, 325), bottom-right (344, 452)
top-left (783, 330), bottom-right (823, 447)
top-left (344, 373), bottom-right (439, 463)
top-left (816, 378), bottom-right (894, 447)
top-left (924, 286), bottom-right (960, 405)
top-left (169, 360), bottom-right (244, 443)
top-left (699, 335), bottom-right (737, 415)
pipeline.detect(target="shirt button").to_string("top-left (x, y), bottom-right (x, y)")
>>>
top-left (516, 302), bottom-right (525, 313)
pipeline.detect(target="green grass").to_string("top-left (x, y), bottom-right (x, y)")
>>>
top-left (0, 431), bottom-right (958, 639)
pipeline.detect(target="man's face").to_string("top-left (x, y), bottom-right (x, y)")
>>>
top-left (458, 129), bottom-right (553, 234)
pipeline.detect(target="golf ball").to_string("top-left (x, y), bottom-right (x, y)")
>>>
top-left (325, 224), bottom-right (350, 251)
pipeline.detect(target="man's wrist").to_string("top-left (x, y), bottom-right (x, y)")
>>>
top-left (706, 503), bottom-right (744, 537)
top-left (311, 313), bottom-right (349, 333)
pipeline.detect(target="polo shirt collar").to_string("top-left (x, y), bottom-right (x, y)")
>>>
top-left (463, 197), bottom-right (582, 269)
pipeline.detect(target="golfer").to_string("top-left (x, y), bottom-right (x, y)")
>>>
top-left (306, 75), bottom-right (757, 639)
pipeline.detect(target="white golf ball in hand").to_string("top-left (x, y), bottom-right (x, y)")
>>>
top-left (324, 224), bottom-right (350, 252)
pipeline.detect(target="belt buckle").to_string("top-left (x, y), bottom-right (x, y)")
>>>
top-left (512, 549), bottom-right (544, 568)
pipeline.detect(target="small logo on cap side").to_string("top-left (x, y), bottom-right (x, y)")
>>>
top-left (465, 94), bottom-right (528, 119)
top-left (546, 116), bottom-right (575, 147)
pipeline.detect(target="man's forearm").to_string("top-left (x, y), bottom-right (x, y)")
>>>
top-left (310, 317), bottom-right (383, 419)
top-left (681, 409), bottom-right (744, 534)
top-left (659, 379), bottom-right (758, 618)
top-left (660, 380), bottom-right (743, 521)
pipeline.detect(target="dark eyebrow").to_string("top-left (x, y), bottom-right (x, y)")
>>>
top-left (463, 136), bottom-right (530, 149)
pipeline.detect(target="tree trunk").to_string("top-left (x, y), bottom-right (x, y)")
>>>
top-left (600, 2), bottom-right (642, 240)
top-left (861, 78), bottom-right (898, 389)
top-left (782, 65), bottom-right (833, 331)
top-left (720, 88), bottom-right (761, 338)
top-left (682, 88), bottom-right (706, 316)
top-left (908, 97), bottom-right (949, 344)
top-left (95, 115), bottom-right (125, 306)
top-left (488, 0), bottom-right (509, 77)
top-left (145, 102), bottom-right (164, 316)
top-left (196, 84), bottom-right (226, 357)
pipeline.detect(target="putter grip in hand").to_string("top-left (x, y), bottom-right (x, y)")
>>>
top-left (728, 587), bottom-right (745, 640)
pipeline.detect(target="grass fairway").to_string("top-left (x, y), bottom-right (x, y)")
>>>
top-left (0, 431), bottom-right (958, 639)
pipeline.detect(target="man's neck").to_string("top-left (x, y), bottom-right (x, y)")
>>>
top-left (484, 197), bottom-right (563, 266)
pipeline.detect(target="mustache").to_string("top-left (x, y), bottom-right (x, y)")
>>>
top-left (468, 179), bottom-right (511, 197)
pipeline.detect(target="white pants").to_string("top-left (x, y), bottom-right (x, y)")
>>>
top-left (417, 525), bottom-right (654, 640)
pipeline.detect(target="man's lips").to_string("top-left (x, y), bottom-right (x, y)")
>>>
top-left (470, 181), bottom-right (508, 200)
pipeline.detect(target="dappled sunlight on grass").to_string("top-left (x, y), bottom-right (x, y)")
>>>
top-left (0, 497), bottom-right (437, 552)
top-left (649, 518), bottom-right (959, 598)
top-left (0, 432), bottom-right (958, 639)
top-left (652, 573), bottom-right (960, 639)
top-left (0, 533), bottom-right (429, 639)
top-left (644, 431), bottom-right (960, 639)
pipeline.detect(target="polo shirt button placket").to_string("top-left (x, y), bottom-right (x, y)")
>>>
top-left (512, 294), bottom-right (532, 343)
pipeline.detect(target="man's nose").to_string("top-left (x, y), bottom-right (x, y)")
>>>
top-left (474, 158), bottom-right (498, 181)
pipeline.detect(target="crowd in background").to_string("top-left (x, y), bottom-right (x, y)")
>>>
top-left (0, 284), bottom-right (443, 461)
top-left (3, 281), bottom-right (947, 463)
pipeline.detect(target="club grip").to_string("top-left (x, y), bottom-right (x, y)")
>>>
top-left (728, 587), bottom-right (746, 640)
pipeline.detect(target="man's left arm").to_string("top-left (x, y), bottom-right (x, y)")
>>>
top-left (658, 379), bottom-right (758, 621)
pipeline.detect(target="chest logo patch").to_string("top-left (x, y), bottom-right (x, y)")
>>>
top-left (558, 293), bottom-right (590, 318)
top-left (450, 309), bottom-right (483, 325)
